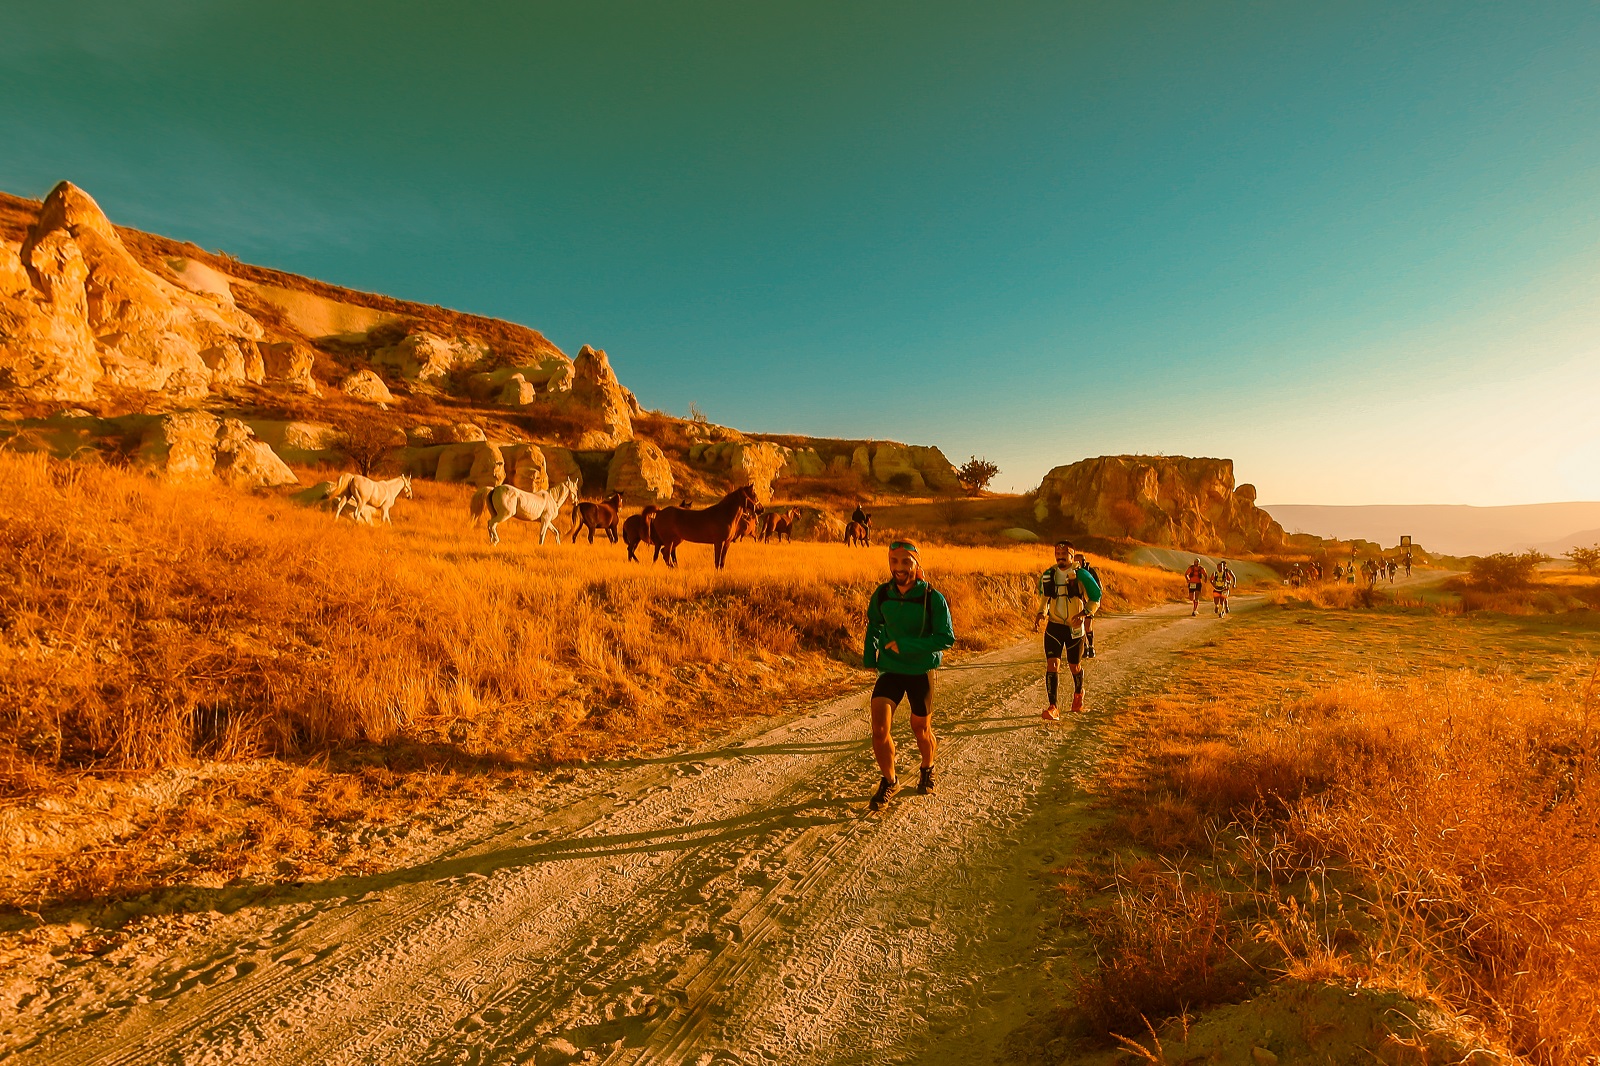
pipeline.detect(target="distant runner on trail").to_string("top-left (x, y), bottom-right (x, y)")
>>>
top-left (1034, 540), bottom-right (1102, 721)
top-left (862, 540), bottom-right (956, 811)
top-left (1212, 560), bottom-right (1236, 616)
top-left (1184, 558), bottom-right (1208, 616)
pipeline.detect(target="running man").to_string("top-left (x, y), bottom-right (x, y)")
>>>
top-left (1184, 558), bottom-right (1208, 616)
top-left (863, 540), bottom-right (956, 811)
top-left (1212, 560), bottom-right (1236, 616)
top-left (1034, 540), bottom-right (1102, 720)
top-left (1075, 553), bottom-right (1103, 658)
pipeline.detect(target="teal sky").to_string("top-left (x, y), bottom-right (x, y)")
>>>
top-left (4, 2), bottom-right (1597, 504)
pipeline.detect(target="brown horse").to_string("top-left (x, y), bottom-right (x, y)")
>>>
top-left (732, 511), bottom-right (760, 542)
top-left (761, 507), bottom-right (799, 543)
top-left (844, 515), bottom-right (872, 546)
top-left (569, 491), bottom-right (624, 544)
top-left (650, 485), bottom-right (761, 568)
top-left (622, 505), bottom-right (658, 562)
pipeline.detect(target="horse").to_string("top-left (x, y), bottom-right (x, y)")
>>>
top-left (844, 514), bottom-right (872, 546)
top-left (484, 478), bottom-right (578, 546)
top-left (731, 511), bottom-right (759, 542)
top-left (761, 507), bottom-right (799, 543)
top-left (649, 485), bottom-right (761, 568)
top-left (334, 474), bottom-right (413, 525)
top-left (622, 506), bottom-right (658, 562)
top-left (569, 491), bottom-right (624, 544)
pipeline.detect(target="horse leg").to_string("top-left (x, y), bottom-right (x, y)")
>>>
top-left (587, 524), bottom-right (595, 545)
top-left (488, 514), bottom-right (501, 546)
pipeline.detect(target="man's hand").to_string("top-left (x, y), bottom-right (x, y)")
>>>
top-left (1032, 613), bottom-right (1044, 633)
top-left (884, 641), bottom-right (900, 654)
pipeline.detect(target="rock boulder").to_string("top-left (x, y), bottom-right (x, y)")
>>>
top-left (606, 439), bottom-right (673, 503)
top-left (340, 369), bottom-right (393, 404)
top-left (135, 412), bottom-right (297, 488)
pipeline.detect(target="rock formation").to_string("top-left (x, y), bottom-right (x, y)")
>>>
top-left (689, 440), bottom-right (788, 502)
top-left (136, 413), bottom-right (297, 488)
top-left (372, 331), bottom-right (490, 383)
top-left (340, 369), bottom-right (393, 404)
top-left (1, 182), bottom-right (264, 401)
top-left (606, 439), bottom-right (673, 503)
top-left (1033, 455), bottom-right (1285, 553)
top-left (569, 345), bottom-right (633, 449)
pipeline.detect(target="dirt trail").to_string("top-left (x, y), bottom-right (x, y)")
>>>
top-left (10, 601), bottom-right (1246, 1066)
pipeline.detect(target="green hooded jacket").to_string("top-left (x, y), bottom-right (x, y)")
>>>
top-left (863, 579), bottom-right (956, 675)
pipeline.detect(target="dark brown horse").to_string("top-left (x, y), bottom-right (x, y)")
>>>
top-left (761, 507), bottom-right (799, 543)
top-left (650, 485), bottom-right (761, 568)
top-left (844, 514), bottom-right (872, 546)
top-left (622, 505), bottom-right (658, 562)
top-left (569, 491), bottom-right (623, 544)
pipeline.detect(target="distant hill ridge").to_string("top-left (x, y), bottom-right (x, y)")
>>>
top-left (1262, 502), bottom-right (1600, 557)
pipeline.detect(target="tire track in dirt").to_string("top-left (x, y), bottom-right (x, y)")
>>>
top-left (11, 602), bottom-right (1235, 1066)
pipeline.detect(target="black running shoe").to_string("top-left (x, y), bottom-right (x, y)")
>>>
top-left (917, 766), bottom-right (936, 796)
top-left (869, 777), bottom-right (896, 811)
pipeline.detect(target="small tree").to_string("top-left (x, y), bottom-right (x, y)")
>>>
top-left (956, 456), bottom-right (1000, 495)
top-left (1563, 544), bottom-right (1600, 575)
top-left (336, 420), bottom-right (403, 476)
top-left (687, 401), bottom-right (709, 424)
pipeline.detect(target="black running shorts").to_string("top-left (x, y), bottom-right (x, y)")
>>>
top-left (1043, 622), bottom-right (1084, 665)
top-left (871, 672), bottom-right (932, 717)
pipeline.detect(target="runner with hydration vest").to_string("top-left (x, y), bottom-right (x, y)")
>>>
top-left (862, 540), bottom-right (956, 811)
top-left (1034, 540), bottom-right (1102, 721)
top-left (1184, 558), bottom-right (1208, 616)
top-left (1212, 560), bottom-right (1237, 616)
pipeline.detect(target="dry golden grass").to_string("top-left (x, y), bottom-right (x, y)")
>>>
top-left (0, 451), bottom-right (1181, 907)
top-left (1069, 606), bottom-right (1600, 1063)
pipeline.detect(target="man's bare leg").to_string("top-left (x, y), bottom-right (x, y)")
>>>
top-left (870, 698), bottom-right (897, 782)
top-left (909, 712), bottom-right (936, 769)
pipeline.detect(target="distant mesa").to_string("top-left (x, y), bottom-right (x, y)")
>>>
top-left (1033, 455), bottom-right (1285, 554)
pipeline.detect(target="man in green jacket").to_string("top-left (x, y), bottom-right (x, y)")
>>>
top-left (863, 540), bottom-right (957, 811)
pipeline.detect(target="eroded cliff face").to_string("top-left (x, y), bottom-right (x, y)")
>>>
top-left (1034, 455), bottom-right (1285, 554)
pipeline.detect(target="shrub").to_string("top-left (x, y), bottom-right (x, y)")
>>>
top-left (1564, 544), bottom-right (1600, 575)
top-left (1468, 551), bottom-right (1547, 589)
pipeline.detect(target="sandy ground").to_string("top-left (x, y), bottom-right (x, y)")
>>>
top-left (7, 601), bottom-right (1238, 1066)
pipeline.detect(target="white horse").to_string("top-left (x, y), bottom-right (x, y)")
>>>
top-left (484, 478), bottom-right (578, 546)
top-left (334, 474), bottom-right (413, 525)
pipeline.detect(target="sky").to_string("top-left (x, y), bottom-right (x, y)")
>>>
top-left (3, 2), bottom-right (1597, 504)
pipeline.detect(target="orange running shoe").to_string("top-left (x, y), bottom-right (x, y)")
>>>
top-left (1071, 692), bottom-right (1084, 714)
top-left (1041, 704), bottom-right (1060, 722)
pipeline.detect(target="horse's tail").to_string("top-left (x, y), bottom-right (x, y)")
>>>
top-left (468, 486), bottom-right (491, 527)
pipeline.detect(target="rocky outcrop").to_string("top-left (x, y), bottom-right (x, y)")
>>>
top-left (372, 331), bottom-right (489, 383)
top-left (1033, 455), bottom-right (1285, 554)
top-left (464, 357), bottom-right (575, 403)
top-left (1, 182), bottom-right (264, 401)
top-left (790, 506), bottom-right (846, 542)
top-left (569, 345), bottom-right (633, 449)
top-left (689, 440), bottom-right (788, 502)
top-left (434, 441), bottom-right (504, 487)
top-left (259, 340), bottom-right (321, 395)
top-left (244, 420), bottom-right (342, 464)
top-left (136, 412), bottom-right (297, 488)
top-left (501, 443), bottom-right (548, 491)
top-left (780, 447), bottom-right (826, 477)
top-left (606, 439), bottom-right (673, 503)
top-left (340, 368), bottom-right (393, 404)
top-left (838, 441), bottom-right (959, 493)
